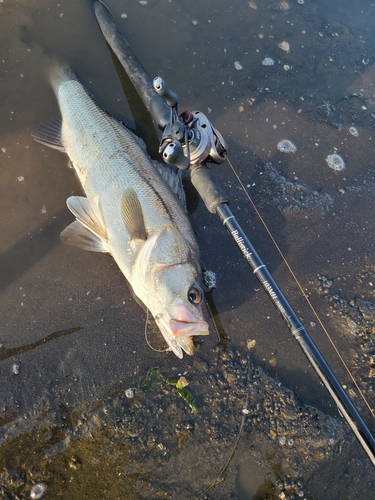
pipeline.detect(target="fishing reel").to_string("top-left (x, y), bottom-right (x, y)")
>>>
top-left (153, 76), bottom-right (227, 170)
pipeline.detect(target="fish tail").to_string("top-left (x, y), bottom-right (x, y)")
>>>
top-left (49, 58), bottom-right (77, 91)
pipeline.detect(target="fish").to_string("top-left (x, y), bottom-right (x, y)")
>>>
top-left (32, 64), bottom-right (209, 358)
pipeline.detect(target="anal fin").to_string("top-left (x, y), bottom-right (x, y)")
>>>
top-left (60, 221), bottom-right (109, 253)
top-left (67, 196), bottom-right (108, 241)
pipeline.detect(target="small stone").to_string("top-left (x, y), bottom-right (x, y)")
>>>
top-left (125, 388), bottom-right (134, 398)
top-left (349, 126), bottom-right (358, 137)
top-left (234, 61), bottom-right (243, 71)
top-left (269, 357), bottom-right (277, 367)
top-left (177, 376), bottom-right (189, 388)
top-left (262, 57), bottom-right (274, 66)
top-left (279, 436), bottom-right (286, 445)
top-left (12, 363), bottom-right (20, 375)
top-left (269, 429), bottom-right (277, 439)
top-left (247, 339), bottom-right (256, 350)
top-left (278, 41), bottom-right (290, 53)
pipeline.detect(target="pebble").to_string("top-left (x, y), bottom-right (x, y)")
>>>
top-left (125, 388), bottom-right (134, 398)
top-left (262, 57), bottom-right (274, 66)
top-left (30, 483), bottom-right (47, 499)
top-left (12, 363), bottom-right (20, 375)
top-left (234, 61), bottom-right (243, 71)
top-left (278, 41), bottom-right (290, 53)
top-left (277, 139), bottom-right (296, 153)
top-left (325, 154), bottom-right (345, 171)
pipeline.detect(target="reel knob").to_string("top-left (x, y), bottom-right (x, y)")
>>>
top-left (162, 142), bottom-right (190, 170)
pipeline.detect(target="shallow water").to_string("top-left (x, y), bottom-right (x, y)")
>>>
top-left (1, 0), bottom-right (375, 498)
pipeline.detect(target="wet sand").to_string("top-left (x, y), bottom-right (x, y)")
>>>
top-left (1, 0), bottom-right (375, 498)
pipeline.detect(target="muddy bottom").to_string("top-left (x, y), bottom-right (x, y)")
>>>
top-left (1, 0), bottom-right (375, 499)
top-left (1, 345), bottom-right (373, 500)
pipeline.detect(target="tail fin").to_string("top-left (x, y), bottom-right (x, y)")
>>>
top-left (49, 59), bottom-right (77, 91)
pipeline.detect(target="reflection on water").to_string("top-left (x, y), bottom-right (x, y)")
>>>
top-left (1, 0), bottom-right (375, 498)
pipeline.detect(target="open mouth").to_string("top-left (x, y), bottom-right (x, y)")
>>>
top-left (169, 318), bottom-right (209, 337)
top-left (168, 302), bottom-right (209, 337)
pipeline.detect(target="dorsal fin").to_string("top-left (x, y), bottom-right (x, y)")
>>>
top-left (152, 161), bottom-right (187, 209)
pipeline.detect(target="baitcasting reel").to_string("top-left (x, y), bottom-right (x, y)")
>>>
top-left (153, 76), bottom-right (227, 170)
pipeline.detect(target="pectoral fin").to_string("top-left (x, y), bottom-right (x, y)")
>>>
top-left (120, 188), bottom-right (147, 241)
top-left (66, 196), bottom-right (108, 241)
top-left (60, 221), bottom-right (110, 253)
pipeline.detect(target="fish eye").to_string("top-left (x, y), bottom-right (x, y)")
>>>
top-left (188, 286), bottom-right (203, 304)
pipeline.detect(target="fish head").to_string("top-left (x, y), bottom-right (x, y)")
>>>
top-left (132, 225), bottom-right (209, 358)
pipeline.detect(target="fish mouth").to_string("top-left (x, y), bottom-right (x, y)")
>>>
top-left (153, 302), bottom-right (209, 358)
top-left (169, 318), bottom-right (209, 337)
top-left (168, 302), bottom-right (209, 337)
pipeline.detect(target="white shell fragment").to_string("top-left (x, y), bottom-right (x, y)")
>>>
top-left (203, 269), bottom-right (216, 290)
top-left (278, 41), bottom-right (290, 53)
top-left (277, 139), bottom-right (296, 153)
top-left (234, 61), bottom-right (243, 71)
top-left (349, 126), bottom-right (359, 137)
top-left (262, 57), bottom-right (275, 66)
top-left (326, 154), bottom-right (345, 171)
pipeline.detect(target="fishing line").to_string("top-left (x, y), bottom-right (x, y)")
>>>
top-left (196, 340), bottom-right (253, 499)
top-left (224, 152), bottom-right (375, 418)
top-left (144, 309), bottom-right (169, 354)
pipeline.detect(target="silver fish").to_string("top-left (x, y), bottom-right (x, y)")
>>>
top-left (33, 64), bottom-right (209, 358)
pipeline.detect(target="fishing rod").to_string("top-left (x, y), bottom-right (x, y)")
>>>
top-left (92, 0), bottom-right (375, 466)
